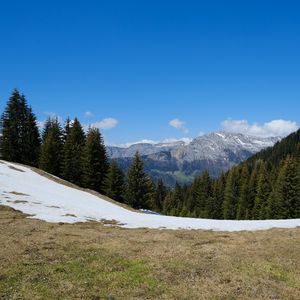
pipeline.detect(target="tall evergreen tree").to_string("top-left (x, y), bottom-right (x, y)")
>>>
top-left (82, 127), bottom-right (109, 193)
top-left (21, 106), bottom-right (40, 166)
top-left (194, 171), bottom-right (212, 217)
top-left (61, 118), bottom-right (85, 185)
top-left (63, 117), bottom-right (71, 142)
top-left (126, 152), bottom-right (154, 209)
top-left (236, 164), bottom-right (250, 219)
top-left (269, 155), bottom-right (300, 219)
top-left (163, 191), bottom-right (176, 215)
top-left (0, 89), bottom-right (40, 165)
top-left (103, 159), bottom-right (125, 202)
top-left (246, 166), bottom-right (259, 219)
top-left (153, 179), bottom-right (167, 212)
top-left (253, 162), bottom-right (271, 219)
top-left (223, 168), bottom-right (239, 219)
top-left (211, 173), bottom-right (226, 219)
top-left (39, 117), bottom-right (64, 176)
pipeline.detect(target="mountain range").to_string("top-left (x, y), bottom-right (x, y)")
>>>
top-left (107, 132), bottom-right (281, 186)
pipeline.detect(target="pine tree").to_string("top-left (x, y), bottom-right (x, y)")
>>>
top-left (163, 191), bottom-right (176, 215)
top-left (41, 117), bottom-right (53, 142)
top-left (153, 179), bottom-right (167, 212)
top-left (188, 171), bottom-right (212, 217)
top-left (267, 165), bottom-right (283, 219)
top-left (236, 165), bottom-right (250, 219)
top-left (39, 117), bottom-right (64, 176)
top-left (63, 117), bottom-right (71, 142)
top-left (170, 182), bottom-right (184, 215)
top-left (253, 162), bottom-right (271, 219)
top-left (103, 159), bottom-right (125, 202)
top-left (126, 152), bottom-right (154, 209)
top-left (82, 127), bottom-right (109, 193)
top-left (210, 174), bottom-right (225, 219)
top-left (223, 168), bottom-right (239, 219)
top-left (22, 106), bottom-right (41, 166)
top-left (269, 155), bottom-right (300, 219)
top-left (246, 166), bottom-right (259, 219)
top-left (0, 89), bottom-right (40, 165)
top-left (61, 118), bottom-right (85, 185)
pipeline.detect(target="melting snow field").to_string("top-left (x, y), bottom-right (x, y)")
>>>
top-left (1, 160), bottom-right (300, 232)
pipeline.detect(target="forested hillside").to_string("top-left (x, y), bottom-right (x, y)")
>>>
top-left (160, 129), bottom-right (300, 220)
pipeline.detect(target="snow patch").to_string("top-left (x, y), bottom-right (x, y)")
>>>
top-left (1, 160), bottom-right (300, 231)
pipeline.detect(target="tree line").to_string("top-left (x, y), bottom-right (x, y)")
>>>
top-left (0, 89), bottom-right (156, 209)
top-left (1, 89), bottom-right (300, 220)
top-left (158, 131), bottom-right (300, 220)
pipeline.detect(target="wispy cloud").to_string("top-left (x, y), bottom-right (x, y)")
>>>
top-left (221, 119), bottom-right (299, 137)
top-left (84, 111), bottom-right (93, 117)
top-left (88, 117), bottom-right (118, 130)
top-left (169, 118), bottom-right (188, 133)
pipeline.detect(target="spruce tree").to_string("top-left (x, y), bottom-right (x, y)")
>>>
top-left (211, 173), bottom-right (226, 219)
top-left (0, 89), bottom-right (40, 165)
top-left (22, 106), bottom-right (41, 166)
top-left (63, 117), bottom-right (71, 142)
top-left (246, 166), bottom-right (259, 219)
top-left (39, 117), bottom-right (64, 176)
top-left (103, 159), bottom-right (125, 202)
top-left (253, 163), bottom-right (271, 219)
top-left (126, 152), bottom-right (154, 209)
top-left (163, 191), bottom-right (176, 215)
top-left (172, 182), bottom-right (184, 215)
top-left (236, 164), bottom-right (250, 219)
top-left (270, 155), bottom-right (300, 219)
top-left (61, 118), bottom-right (85, 185)
top-left (223, 168), bottom-right (239, 219)
top-left (82, 127), bottom-right (109, 193)
top-left (41, 117), bottom-right (53, 142)
top-left (153, 179), bottom-right (167, 212)
top-left (195, 171), bottom-right (212, 218)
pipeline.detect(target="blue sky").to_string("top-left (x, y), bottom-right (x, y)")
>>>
top-left (1, 0), bottom-right (300, 144)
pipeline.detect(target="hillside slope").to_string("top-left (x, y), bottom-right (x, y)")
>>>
top-left (1, 160), bottom-right (300, 231)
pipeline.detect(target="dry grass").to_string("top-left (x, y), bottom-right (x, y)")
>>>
top-left (0, 206), bottom-right (300, 299)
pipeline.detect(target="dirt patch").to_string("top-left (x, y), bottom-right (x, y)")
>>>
top-left (11, 200), bottom-right (28, 204)
top-left (8, 165), bottom-right (25, 172)
top-left (9, 191), bottom-right (30, 196)
top-left (63, 213), bottom-right (77, 218)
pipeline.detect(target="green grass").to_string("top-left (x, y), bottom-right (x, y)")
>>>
top-left (1, 247), bottom-right (164, 299)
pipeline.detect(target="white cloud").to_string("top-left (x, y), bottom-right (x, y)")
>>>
top-left (84, 111), bottom-right (93, 117)
top-left (110, 137), bottom-right (192, 148)
top-left (161, 137), bottom-right (192, 145)
top-left (88, 117), bottom-right (118, 130)
top-left (221, 119), bottom-right (298, 137)
top-left (169, 118), bottom-right (188, 133)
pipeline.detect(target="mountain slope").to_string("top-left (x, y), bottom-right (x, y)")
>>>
top-left (1, 160), bottom-right (300, 231)
top-left (107, 132), bottom-right (280, 185)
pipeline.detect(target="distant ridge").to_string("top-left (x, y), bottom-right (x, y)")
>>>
top-left (107, 132), bottom-right (280, 186)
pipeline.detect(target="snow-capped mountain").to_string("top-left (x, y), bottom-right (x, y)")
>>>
top-left (106, 140), bottom-right (188, 159)
top-left (107, 132), bottom-right (281, 186)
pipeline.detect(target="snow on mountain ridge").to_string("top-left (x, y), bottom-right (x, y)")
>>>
top-left (107, 131), bottom-right (281, 160)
